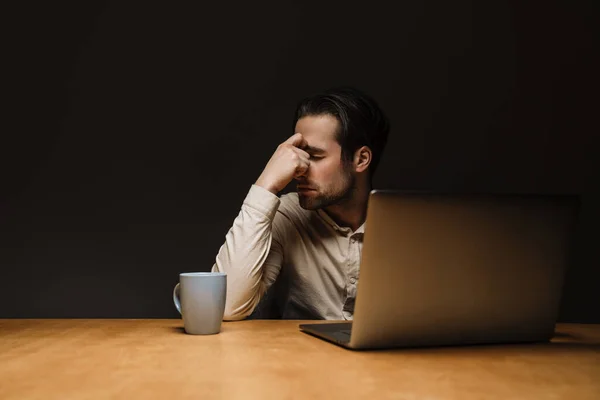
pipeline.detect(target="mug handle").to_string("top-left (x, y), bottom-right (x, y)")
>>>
top-left (173, 283), bottom-right (182, 314)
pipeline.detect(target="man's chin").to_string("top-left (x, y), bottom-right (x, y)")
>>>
top-left (298, 192), bottom-right (338, 210)
top-left (298, 192), bottom-right (321, 210)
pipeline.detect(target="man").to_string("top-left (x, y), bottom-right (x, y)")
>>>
top-left (211, 87), bottom-right (390, 320)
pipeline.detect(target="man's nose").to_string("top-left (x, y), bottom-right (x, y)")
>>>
top-left (294, 170), bottom-right (310, 182)
top-left (294, 173), bottom-right (311, 183)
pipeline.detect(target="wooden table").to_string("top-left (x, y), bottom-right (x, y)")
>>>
top-left (1, 320), bottom-right (599, 399)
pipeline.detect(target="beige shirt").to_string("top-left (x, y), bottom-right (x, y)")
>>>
top-left (212, 184), bottom-right (364, 321)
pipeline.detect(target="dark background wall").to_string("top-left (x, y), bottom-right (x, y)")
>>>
top-left (2, 1), bottom-right (598, 320)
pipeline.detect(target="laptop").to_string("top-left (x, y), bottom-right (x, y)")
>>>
top-left (299, 190), bottom-right (579, 350)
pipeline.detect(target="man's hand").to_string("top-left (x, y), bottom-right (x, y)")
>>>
top-left (255, 133), bottom-right (310, 194)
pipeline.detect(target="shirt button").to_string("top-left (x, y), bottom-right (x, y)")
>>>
top-left (350, 277), bottom-right (357, 284)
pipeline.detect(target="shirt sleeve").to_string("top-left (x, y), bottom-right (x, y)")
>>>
top-left (211, 184), bottom-right (286, 320)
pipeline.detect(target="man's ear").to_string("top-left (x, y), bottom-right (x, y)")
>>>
top-left (354, 146), bottom-right (372, 173)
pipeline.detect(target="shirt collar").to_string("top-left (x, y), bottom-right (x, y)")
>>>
top-left (316, 209), bottom-right (366, 237)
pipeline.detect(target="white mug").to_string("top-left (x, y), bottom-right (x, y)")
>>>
top-left (173, 272), bottom-right (227, 335)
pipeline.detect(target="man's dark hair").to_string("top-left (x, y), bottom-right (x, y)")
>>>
top-left (294, 86), bottom-right (390, 178)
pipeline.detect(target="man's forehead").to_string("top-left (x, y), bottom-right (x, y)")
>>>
top-left (295, 115), bottom-right (340, 149)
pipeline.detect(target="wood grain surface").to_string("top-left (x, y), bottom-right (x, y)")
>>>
top-left (1, 319), bottom-right (599, 399)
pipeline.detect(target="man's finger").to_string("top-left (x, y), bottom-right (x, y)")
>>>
top-left (294, 160), bottom-right (310, 178)
top-left (285, 132), bottom-right (308, 149)
top-left (292, 146), bottom-right (310, 160)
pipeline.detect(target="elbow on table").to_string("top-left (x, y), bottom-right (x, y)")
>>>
top-left (222, 311), bottom-right (248, 321)
top-left (222, 298), bottom-right (257, 321)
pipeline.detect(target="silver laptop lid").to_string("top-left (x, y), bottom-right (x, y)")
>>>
top-left (349, 190), bottom-right (579, 349)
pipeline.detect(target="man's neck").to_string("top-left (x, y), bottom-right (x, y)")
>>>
top-left (323, 182), bottom-right (371, 232)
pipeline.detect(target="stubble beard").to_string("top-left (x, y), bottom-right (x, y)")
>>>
top-left (298, 167), bottom-right (356, 210)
